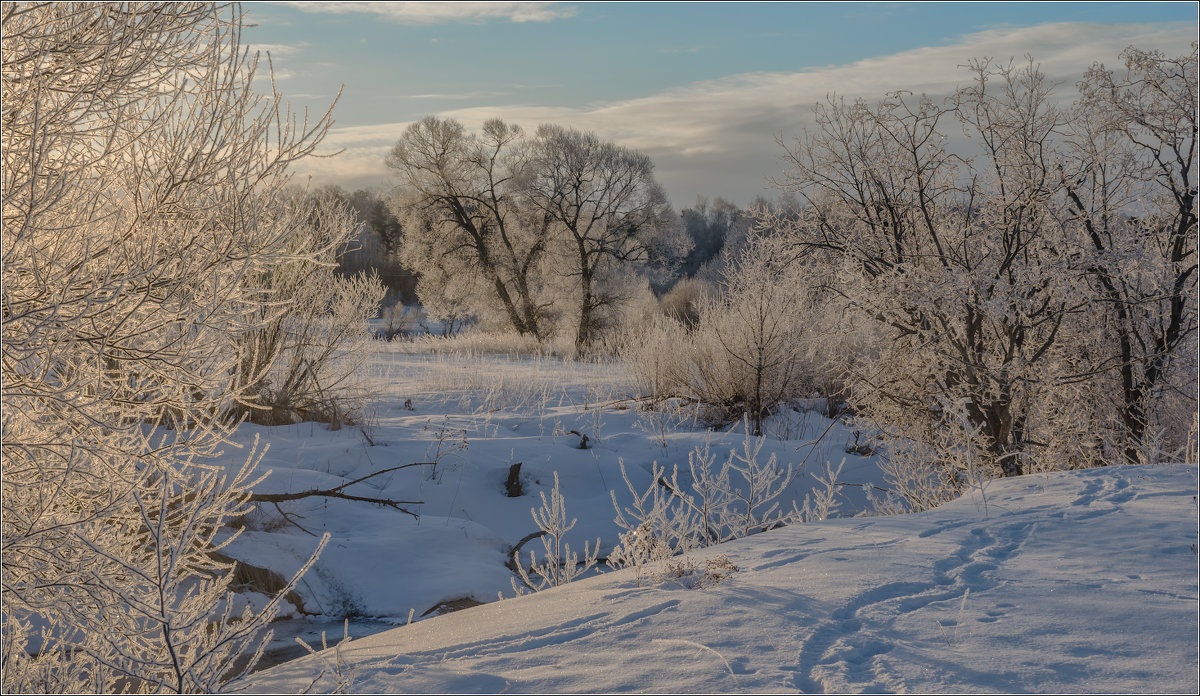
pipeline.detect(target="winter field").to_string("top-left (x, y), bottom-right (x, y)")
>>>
top-left (206, 337), bottom-right (1200, 694)
top-left (5, 6), bottom-right (1195, 694)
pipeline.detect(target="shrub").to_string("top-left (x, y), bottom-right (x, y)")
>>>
top-left (622, 235), bottom-right (826, 433)
top-left (233, 190), bottom-right (385, 428)
top-left (658, 276), bottom-right (714, 329)
top-left (512, 472), bottom-right (601, 593)
top-left (1, 4), bottom-right (336, 690)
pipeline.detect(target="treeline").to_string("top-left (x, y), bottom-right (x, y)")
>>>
top-left (335, 42), bottom-right (1197, 507)
top-left (335, 46), bottom-right (1195, 513)
top-left (323, 172), bottom-right (791, 347)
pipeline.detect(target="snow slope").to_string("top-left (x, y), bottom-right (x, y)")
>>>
top-left (242, 463), bottom-right (1199, 694)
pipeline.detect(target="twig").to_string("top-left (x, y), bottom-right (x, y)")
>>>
top-left (651, 638), bottom-right (739, 687)
top-left (272, 501), bottom-right (317, 537)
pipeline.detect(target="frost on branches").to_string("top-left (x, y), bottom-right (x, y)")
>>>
top-left (1, 3), bottom-right (369, 692)
top-left (769, 48), bottom-right (1197, 508)
top-left (386, 118), bottom-right (689, 354)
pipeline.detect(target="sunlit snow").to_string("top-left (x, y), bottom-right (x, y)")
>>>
top-left (210, 341), bottom-right (1198, 693)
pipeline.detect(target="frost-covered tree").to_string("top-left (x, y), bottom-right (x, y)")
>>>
top-left (388, 120), bottom-right (686, 350)
top-left (386, 117), bottom-right (551, 337)
top-left (1, 2), bottom-right (343, 690)
top-left (1061, 44), bottom-right (1198, 465)
top-left (527, 124), bottom-right (687, 352)
top-left (351, 187), bottom-right (405, 259)
top-left (771, 48), bottom-right (1196, 503)
top-left (678, 196), bottom-right (752, 279)
top-left (773, 59), bottom-right (1084, 486)
top-left (701, 235), bottom-right (813, 436)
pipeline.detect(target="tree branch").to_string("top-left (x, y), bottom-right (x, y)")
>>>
top-left (248, 462), bottom-right (433, 519)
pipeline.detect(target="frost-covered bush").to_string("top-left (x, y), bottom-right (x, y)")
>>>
top-left (233, 189), bottom-right (385, 428)
top-left (609, 460), bottom-right (702, 579)
top-left (609, 423), bottom-right (840, 581)
top-left (693, 238), bottom-right (813, 435)
top-left (378, 301), bottom-right (421, 341)
top-left (616, 315), bottom-right (693, 404)
top-left (660, 554), bottom-right (740, 589)
top-left (679, 426), bottom-right (798, 545)
top-left (1, 4), bottom-right (335, 691)
top-left (659, 276), bottom-right (715, 329)
top-left (622, 235), bottom-right (825, 434)
top-left (512, 472), bottom-right (601, 593)
top-left (859, 401), bottom-right (995, 513)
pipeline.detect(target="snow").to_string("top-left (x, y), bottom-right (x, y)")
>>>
top-left (215, 341), bottom-right (1198, 693)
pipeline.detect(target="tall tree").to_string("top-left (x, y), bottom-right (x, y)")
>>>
top-left (773, 59), bottom-right (1081, 484)
top-left (527, 124), bottom-right (685, 351)
top-left (1063, 44), bottom-right (1198, 464)
top-left (386, 117), bottom-right (550, 337)
top-left (771, 49), bottom-right (1196, 506)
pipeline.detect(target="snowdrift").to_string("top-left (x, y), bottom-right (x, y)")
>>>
top-left (243, 463), bottom-right (1199, 694)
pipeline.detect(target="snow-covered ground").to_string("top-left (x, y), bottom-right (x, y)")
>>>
top-left (218, 342), bottom-right (881, 629)
top-left (216, 340), bottom-right (1199, 693)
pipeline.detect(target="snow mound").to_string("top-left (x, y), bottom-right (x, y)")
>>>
top-left (242, 463), bottom-right (1199, 694)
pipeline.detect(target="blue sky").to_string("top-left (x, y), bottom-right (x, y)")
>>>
top-left (242, 1), bottom-right (1198, 206)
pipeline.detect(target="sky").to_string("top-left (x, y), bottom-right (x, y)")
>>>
top-left (242, 1), bottom-right (1198, 208)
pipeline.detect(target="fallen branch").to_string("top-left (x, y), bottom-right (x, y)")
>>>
top-left (249, 462), bottom-right (433, 519)
top-left (505, 530), bottom-right (547, 574)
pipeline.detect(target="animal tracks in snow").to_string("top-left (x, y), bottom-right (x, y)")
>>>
top-left (791, 518), bottom-right (1039, 693)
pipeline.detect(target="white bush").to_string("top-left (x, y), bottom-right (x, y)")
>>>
top-left (234, 190), bottom-right (385, 428)
top-left (512, 472), bottom-right (600, 593)
top-left (621, 235), bottom-right (825, 433)
top-left (609, 423), bottom-right (842, 582)
top-left (1, 4), bottom-right (337, 691)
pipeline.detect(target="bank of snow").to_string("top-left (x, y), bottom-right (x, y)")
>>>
top-left (243, 463), bottom-right (1199, 694)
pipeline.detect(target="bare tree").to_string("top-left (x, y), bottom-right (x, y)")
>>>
top-left (386, 117), bottom-right (551, 337)
top-left (1062, 44), bottom-right (1198, 464)
top-left (527, 124), bottom-right (686, 352)
top-left (772, 48), bottom-right (1195, 505)
top-left (774, 58), bottom-right (1083, 489)
top-left (1, 3), bottom-right (341, 690)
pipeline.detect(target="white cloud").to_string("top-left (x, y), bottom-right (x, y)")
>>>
top-left (400, 90), bottom-right (513, 100)
top-left (274, 2), bottom-right (577, 25)
top-left (290, 22), bottom-right (1196, 206)
top-left (253, 68), bottom-right (295, 83)
top-left (247, 42), bottom-right (307, 58)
